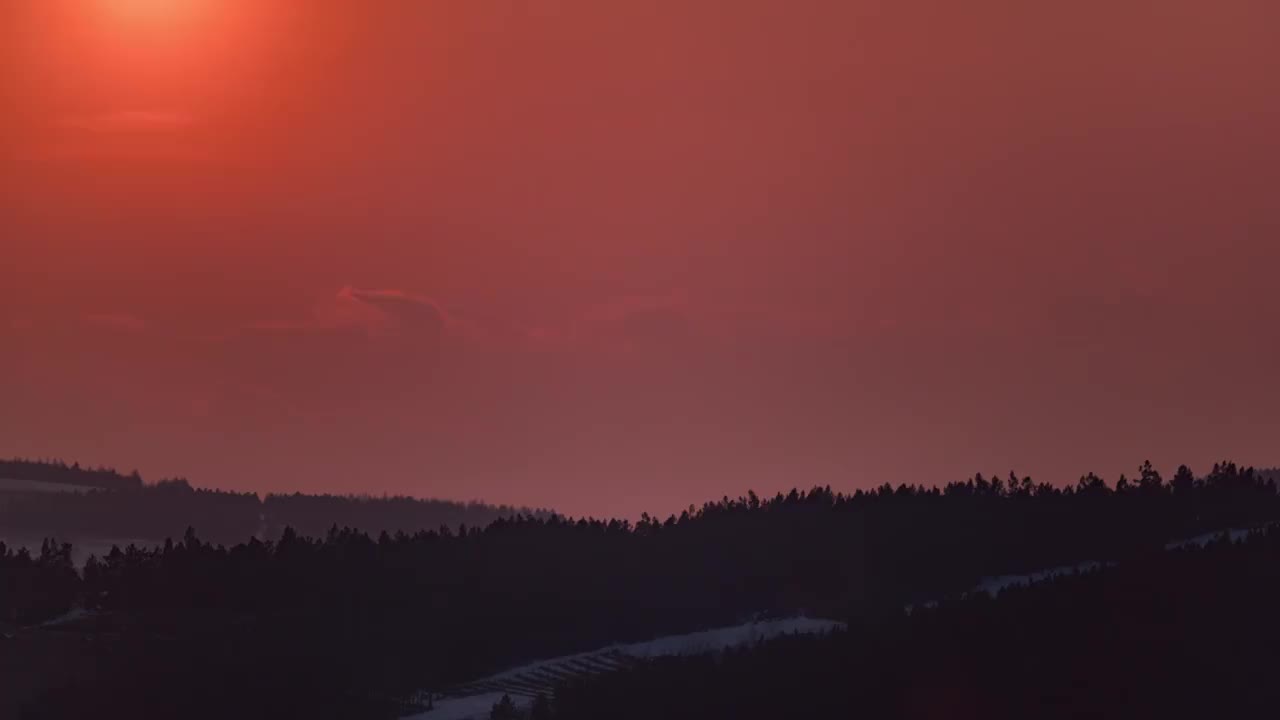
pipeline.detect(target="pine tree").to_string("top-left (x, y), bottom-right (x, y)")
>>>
top-left (490, 693), bottom-right (520, 720)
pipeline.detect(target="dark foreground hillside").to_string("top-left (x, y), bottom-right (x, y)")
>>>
top-left (543, 526), bottom-right (1280, 719)
top-left (5, 461), bottom-right (1279, 718)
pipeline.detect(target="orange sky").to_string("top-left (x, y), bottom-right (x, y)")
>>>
top-left (3, 0), bottom-right (1279, 518)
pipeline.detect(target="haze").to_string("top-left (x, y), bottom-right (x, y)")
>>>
top-left (3, 0), bottom-right (1278, 518)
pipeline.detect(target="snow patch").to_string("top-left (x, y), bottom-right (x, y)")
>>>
top-left (621, 616), bottom-right (842, 659)
top-left (404, 616), bottom-right (844, 720)
top-left (38, 607), bottom-right (91, 628)
top-left (970, 561), bottom-right (1106, 597)
top-left (1164, 527), bottom-right (1254, 551)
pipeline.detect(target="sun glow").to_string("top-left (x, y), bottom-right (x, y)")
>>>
top-left (79, 0), bottom-right (260, 90)
top-left (102, 0), bottom-right (209, 21)
top-left (95, 0), bottom-right (226, 41)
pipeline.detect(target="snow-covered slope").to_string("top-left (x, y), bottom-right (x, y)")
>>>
top-left (905, 525), bottom-right (1275, 615)
top-left (1164, 527), bottom-right (1255, 550)
top-left (403, 616), bottom-right (844, 720)
top-left (970, 560), bottom-right (1108, 597)
top-left (965, 527), bottom-right (1269, 599)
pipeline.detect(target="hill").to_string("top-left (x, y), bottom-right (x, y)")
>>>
top-left (7, 460), bottom-right (1280, 718)
top-left (539, 525), bottom-right (1280, 719)
top-left (0, 459), bottom-right (142, 492)
top-left (0, 459), bottom-right (544, 550)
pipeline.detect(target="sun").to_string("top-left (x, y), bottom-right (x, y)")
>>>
top-left (99, 0), bottom-right (213, 26)
top-left (106, 0), bottom-right (191, 14)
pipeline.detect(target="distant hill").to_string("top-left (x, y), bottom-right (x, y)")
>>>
top-left (0, 459), bottom-right (142, 492)
top-left (262, 491), bottom-right (538, 540)
top-left (0, 478), bottom-right (96, 495)
top-left (0, 459), bottom-right (547, 550)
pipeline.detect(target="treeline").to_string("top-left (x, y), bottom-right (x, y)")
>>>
top-left (0, 540), bottom-right (79, 625)
top-left (0, 459), bottom-right (542, 547)
top-left (0, 479), bottom-right (261, 546)
top-left (539, 525), bottom-right (1280, 719)
top-left (10, 461), bottom-right (1280, 718)
top-left (0, 459), bottom-right (142, 491)
top-left (262, 492), bottom-right (538, 540)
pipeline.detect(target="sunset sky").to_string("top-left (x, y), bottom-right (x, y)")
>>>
top-left (3, 0), bottom-right (1278, 518)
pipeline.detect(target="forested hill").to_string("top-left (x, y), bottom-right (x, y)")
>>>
top-left (260, 492), bottom-right (540, 540)
top-left (540, 524), bottom-right (1280, 720)
top-left (0, 459), bottom-right (143, 491)
top-left (6, 460), bottom-right (1280, 718)
top-left (0, 458), bottom-right (545, 546)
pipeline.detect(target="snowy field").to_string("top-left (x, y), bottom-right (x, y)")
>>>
top-left (403, 617), bottom-right (845, 720)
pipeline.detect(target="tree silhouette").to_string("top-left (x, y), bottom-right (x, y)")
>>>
top-left (490, 693), bottom-right (520, 720)
top-left (8, 456), bottom-right (1280, 718)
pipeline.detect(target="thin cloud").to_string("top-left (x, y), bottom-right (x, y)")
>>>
top-left (223, 287), bottom-right (461, 344)
top-left (339, 286), bottom-right (453, 330)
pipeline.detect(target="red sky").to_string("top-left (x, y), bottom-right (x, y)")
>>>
top-left (3, 0), bottom-right (1279, 518)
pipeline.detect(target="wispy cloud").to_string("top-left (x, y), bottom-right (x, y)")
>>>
top-left (232, 287), bottom-right (462, 349)
top-left (337, 286), bottom-right (453, 333)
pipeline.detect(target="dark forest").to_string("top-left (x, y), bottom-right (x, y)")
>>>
top-left (5, 459), bottom-right (1280, 718)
